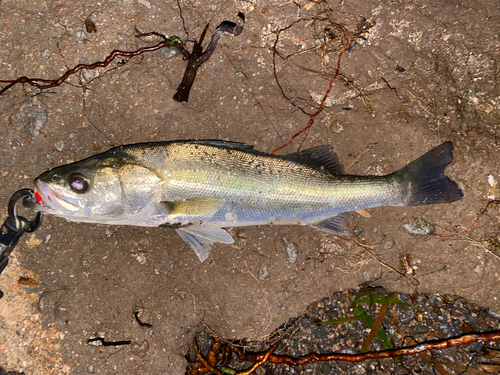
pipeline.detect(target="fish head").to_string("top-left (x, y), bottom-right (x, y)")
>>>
top-left (29, 157), bottom-right (129, 222)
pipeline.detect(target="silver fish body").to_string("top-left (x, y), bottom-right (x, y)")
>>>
top-left (28, 140), bottom-right (463, 261)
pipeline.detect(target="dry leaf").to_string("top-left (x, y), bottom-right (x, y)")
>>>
top-left (356, 209), bottom-right (373, 218)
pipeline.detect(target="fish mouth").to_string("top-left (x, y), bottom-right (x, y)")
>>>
top-left (27, 179), bottom-right (80, 214)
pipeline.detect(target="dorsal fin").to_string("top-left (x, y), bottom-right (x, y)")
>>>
top-left (281, 146), bottom-right (344, 174)
top-left (190, 140), bottom-right (256, 152)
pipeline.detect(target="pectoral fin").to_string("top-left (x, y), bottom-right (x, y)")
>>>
top-left (176, 226), bottom-right (234, 262)
top-left (162, 198), bottom-right (225, 216)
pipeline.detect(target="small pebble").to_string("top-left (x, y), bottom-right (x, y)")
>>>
top-left (104, 228), bottom-right (115, 238)
top-left (54, 304), bottom-right (68, 318)
top-left (234, 71), bottom-right (247, 83)
top-left (260, 7), bottom-right (270, 18)
top-left (353, 226), bottom-right (364, 237)
top-left (383, 239), bottom-right (395, 249)
top-left (9, 98), bottom-right (48, 136)
top-left (328, 119), bottom-right (344, 134)
top-left (137, 0), bottom-right (151, 8)
top-left (161, 46), bottom-right (179, 60)
top-left (78, 58), bottom-right (94, 82)
top-left (135, 253), bottom-right (147, 264)
top-left (402, 217), bottom-right (435, 237)
top-left (81, 68), bottom-right (93, 82)
top-left (319, 362), bottom-right (332, 375)
top-left (54, 141), bottom-right (64, 152)
top-left (235, 230), bottom-right (248, 239)
top-left (131, 339), bottom-right (149, 357)
top-left (281, 236), bottom-right (298, 264)
top-left (52, 4), bottom-right (66, 16)
top-left (257, 264), bottom-right (269, 281)
top-left (414, 324), bottom-right (429, 334)
top-left (84, 18), bottom-right (97, 33)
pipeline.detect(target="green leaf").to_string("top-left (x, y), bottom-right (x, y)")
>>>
top-left (352, 305), bottom-right (393, 350)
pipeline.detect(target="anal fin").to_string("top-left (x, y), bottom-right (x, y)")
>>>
top-left (312, 212), bottom-right (351, 235)
top-left (176, 226), bottom-right (234, 262)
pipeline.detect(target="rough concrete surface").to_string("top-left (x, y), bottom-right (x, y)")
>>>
top-left (0, 0), bottom-right (499, 373)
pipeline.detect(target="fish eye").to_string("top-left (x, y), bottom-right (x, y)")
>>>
top-left (68, 172), bottom-right (89, 194)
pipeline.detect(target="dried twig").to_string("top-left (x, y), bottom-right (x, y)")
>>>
top-left (435, 200), bottom-right (500, 239)
top-left (270, 15), bottom-right (374, 154)
top-left (335, 235), bottom-right (417, 285)
top-left (461, 234), bottom-right (500, 261)
top-left (360, 292), bottom-right (394, 353)
top-left (271, 18), bottom-right (351, 154)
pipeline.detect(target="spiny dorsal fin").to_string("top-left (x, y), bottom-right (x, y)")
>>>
top-left (282, 146), bottom-right (344, 174)
top-left (190, 140), bottom-right (256, 152)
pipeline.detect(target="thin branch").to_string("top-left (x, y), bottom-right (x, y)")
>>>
top-left (360, 292), bottom-right (394, 353)
top-left (270, 16), bottom-right (374, 154)
top-left (435, 200), bottom-right (500, 239)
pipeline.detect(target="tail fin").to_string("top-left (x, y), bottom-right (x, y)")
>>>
top-left (391, 141), bottom-right (463, 206)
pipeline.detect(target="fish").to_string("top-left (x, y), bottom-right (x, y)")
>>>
top-left (26, 140), bottom-right (463, 262)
